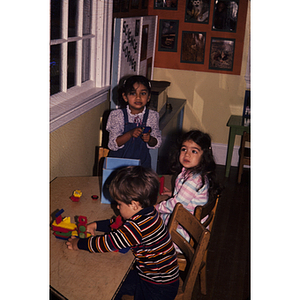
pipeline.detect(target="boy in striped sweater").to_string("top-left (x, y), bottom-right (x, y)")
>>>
top-left (66, 166), bottom-right (179, 300)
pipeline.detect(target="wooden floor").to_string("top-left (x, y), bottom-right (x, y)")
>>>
top-left (192, 165), bottom-right (250, 300)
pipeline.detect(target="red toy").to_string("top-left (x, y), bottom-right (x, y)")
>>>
top-left (110, 215), bottom-right (123, 230)
top-left (77, 216), bottom-right (88, 238)
top-left (159, 176), bottom-right (165, 195)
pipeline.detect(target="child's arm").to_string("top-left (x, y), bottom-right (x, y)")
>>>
top-left (116, 127), bottom-right (143, 147)
top-left (67, 220), bottom-right (141, 253)
top-left (145, 111), bottom-right (161, 149)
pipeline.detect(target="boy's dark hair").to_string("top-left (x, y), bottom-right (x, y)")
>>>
top-left (170, 130), bottom-right (223, 202)
top-left (109, 166), bottom-right (159, 208)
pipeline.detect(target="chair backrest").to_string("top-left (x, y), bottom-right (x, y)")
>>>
top-left (194, 195), bottom-right (219, 230)
top-left (169, 203), bottom-right (210, 300)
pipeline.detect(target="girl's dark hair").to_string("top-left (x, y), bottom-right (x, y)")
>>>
top-left (123, 75), bottom-right (151, 95)
top-left (169, 130), bottom-right (222, 202)
top-left (109, 166), bottom-right (159, 208)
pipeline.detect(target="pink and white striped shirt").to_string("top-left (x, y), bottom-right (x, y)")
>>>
top-left (156, 168), bottom-right (209, 245)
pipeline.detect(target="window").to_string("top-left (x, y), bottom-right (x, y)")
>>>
top-left (50, 0), bottom-right (113, 132)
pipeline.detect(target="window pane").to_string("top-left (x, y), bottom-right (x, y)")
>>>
top-left (50, 44), bottom-right (61, 95)
top-left (51, 0), bottom-right (62, 40)
top-left (67, 42), bottom-right (76, 89)
top-left (68, 0), bottom-right (78, 37)
top-left (83, 0), bottom-right (92, 35)
top-left (82, 39), bottom-right (91, 83)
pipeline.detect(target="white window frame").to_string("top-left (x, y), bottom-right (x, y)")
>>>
top-left (50, 0), bottom-right (113, 132)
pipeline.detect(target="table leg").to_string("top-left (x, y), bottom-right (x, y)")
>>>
top-left (225, 128), bottom-right (236, 177)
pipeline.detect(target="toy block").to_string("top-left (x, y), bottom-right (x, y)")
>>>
top-left (77, 216), bottom-right (88, 238)
top-left (70, 190), bottom-right (82, 202)
top-left (159, 176), bottom-right (165, 195)
top-left (55, 209), bottom-right (65, 224)
top-left (101, 157), bottom-right (140, 204)
top-left (52, 217), bottom-right (77, 231)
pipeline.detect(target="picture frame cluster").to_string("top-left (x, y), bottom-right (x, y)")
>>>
top-left (157, 0), bottom-right (240, 71)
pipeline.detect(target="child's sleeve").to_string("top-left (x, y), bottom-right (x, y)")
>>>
top-left (146, 110), bottom-right (162, 149)
top-left (156, 196), bottom-right (177, 214)
top-left (106, 110), bottom-right (125, 151)
top-left (77, 220), bottom-right (142, 253)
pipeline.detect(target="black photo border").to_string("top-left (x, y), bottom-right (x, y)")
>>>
top-left (158, 19), bottom-right (179, 52)
top-left (180, 31), bottom-right (206, 64)
top-left (209, 37), bottom-right (235, 71)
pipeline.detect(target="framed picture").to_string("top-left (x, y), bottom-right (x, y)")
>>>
top-left (158, 19), bottom-right (179, 52)
top-left (141, 25), bottom-right (149, 61)
top-left (120, 0), bottom-right (129, 12)
top-left (209, 37), bottom-right (235, 71)
top-left (131, 0), bottom-right (140, 9)
top-left (181, 31), bottom-right (206, 64)
top-left (212, 0), bottom-right (239, 32)
top-left (142, 0), bottom-right (148, 9)
top-left (113, 0), bottom-right (120, 13)
top-left (154, 0), bottom-right (178, 10)
top-left (185, 0), bottom-right (210, 24)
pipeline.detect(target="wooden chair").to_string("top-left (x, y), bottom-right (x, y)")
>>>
top-left (94, 146), bottom-right (109, 176)
top-left (238, 131), bottom-right (250, 184)
top-left (169, 203), bottom-right (211, 300)
top-left (176, 196), bottom-right (219, 295)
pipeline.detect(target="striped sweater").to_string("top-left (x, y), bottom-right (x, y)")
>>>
top-left (77, 206), bottom-right (179, 284)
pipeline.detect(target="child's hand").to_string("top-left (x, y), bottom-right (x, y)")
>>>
top-left (130, 127), bottom-right (143, 138)
top-left (66, 236), bottom-right (79, 250)
top-left (141, 132), bottom-right (150, 143)
top-left (161, 186), bottom-right (172, 197)
top-left (87, 222), bottom-right (97, 236)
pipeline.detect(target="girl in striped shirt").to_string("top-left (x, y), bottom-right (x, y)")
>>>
top-left (66, 166), bottom-right (179, 300)
top-left (156, 130), bottom-right (221, 245)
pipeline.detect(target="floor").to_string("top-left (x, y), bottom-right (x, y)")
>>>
top-left (192, 165), bottom-right (250, 300)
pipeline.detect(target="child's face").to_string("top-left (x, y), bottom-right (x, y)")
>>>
top-left (122, 82), bottom-right (150, 114)
top-left (179, 139), bottom-right (203, 169)
top-left (116, 199), bottom-right (142, 220)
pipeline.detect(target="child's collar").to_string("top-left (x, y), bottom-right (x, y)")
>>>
top-left (126, 105), bottom-right (146, 116)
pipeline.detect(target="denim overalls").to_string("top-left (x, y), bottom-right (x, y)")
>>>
top-left (109, 108), bottom-right (151, 168)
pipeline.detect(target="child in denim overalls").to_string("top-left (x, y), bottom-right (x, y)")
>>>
top-left (106, 75), bottom-right (161, 168)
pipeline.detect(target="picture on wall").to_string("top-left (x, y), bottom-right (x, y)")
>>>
top-left (158, 19), bottom-right (179, 52)
top-left (209, 37), bottom-right (235, 71)
top-left (185, 0), bottom-right (210, 24)
top-left (131, 0), bottom-right (140, 9)
top-left (113, 0), bottom-right (120, 12)
top-left (181, 31), bottom-right (206, 64)
top-left (212, 0), bottom-right (239, 32)
top-left (154, 0), bottom-right (178, 10)
top-left (121, 0), bottom-right (129, 12)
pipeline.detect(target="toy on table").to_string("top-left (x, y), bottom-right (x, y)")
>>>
top-left (110, 215), bottom-right (130, 254)
top-left (51, 209), bottom-right (91, 240)
top-left (91, 195), bottom-right (98, 200)
top-left (159, 176), bottom-right (165, 195)
top-left (77, 216), bottom-right (88, 238)
top-left (70, 190), bottom-right (82, 202)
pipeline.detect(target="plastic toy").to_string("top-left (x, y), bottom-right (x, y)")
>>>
top-left (70, 190), bottom-right (82, 202)
top-left (159, 176), bottom-right (165, 195)
top-left (77, 216), bottom-right (88, 238)
top-left (51, 209), bottom-right (91, 240)
top-left (142, 126), bottom-right (151, 133)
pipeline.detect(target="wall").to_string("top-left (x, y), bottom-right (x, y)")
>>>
top-left (50, 100), bottom-right (110, 181)
top-left (153, 1), bottom-right (250, 165)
